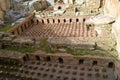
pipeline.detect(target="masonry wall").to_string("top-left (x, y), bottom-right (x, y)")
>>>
top-left (7, 15), bottom-right (91, 37)
top-left (22, 53), bottom-right (115, 68)
top-left (7, 14), bottom-right (34, 36)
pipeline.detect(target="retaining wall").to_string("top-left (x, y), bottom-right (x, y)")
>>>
top-left (22, 53), bottom-right (115, 68)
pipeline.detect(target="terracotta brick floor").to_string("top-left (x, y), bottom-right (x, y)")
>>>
top-left (20, 22), bottom-right (97, 39)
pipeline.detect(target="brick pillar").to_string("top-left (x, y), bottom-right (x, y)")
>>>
top-left (49, 18), bottom-right (53, 24)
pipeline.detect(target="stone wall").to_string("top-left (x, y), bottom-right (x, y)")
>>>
top-left (23, 53), bottom-right (114, 67)
top-left (7, 14), bottom-right (34, 36)
top-left (21, 52), bottom-right (120, 80)
top-left (35, 16), bottom-right (111, 38)
top-left (0, 50), bottom-right (118, 80)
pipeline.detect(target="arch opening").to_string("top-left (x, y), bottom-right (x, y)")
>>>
top-left (35, 55), bottom-right (40, 60)
top-left (92, 61), bottom-right (97, 66)
top-left (79, 59), bottom-right (84, 64)
top-left (108, 62), bottom-right (114, 68)
top-left (58, 57), bottom-right (63, 63)
top-left (46, 56), bottom-right (51, 62)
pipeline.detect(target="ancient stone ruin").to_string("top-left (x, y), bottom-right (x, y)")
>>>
top-left (0, 0), bottom-right (120, 80)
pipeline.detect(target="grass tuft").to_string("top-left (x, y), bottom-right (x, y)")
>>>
top-left (0, 25), bottom-right (13, 32)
